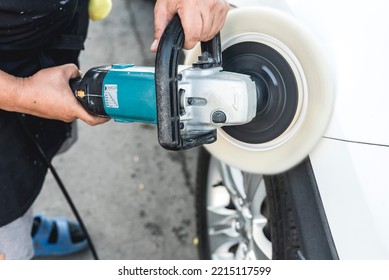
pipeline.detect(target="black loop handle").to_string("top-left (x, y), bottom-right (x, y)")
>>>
top-left (155, 15), bottom-right (221, 150)
top-left (155, 15), bottom-right (184, 150)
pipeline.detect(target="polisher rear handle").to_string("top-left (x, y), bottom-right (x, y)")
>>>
top-left (155, 15), bottom-right (222, 150)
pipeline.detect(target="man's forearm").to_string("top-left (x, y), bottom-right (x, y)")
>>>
top-left (0, 70), bottom-right (23, 113)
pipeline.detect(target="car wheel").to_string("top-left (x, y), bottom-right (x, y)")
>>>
top-left (195, 148), bottom-right (300, 260)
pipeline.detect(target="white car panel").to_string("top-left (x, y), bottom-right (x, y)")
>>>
top-left (310, 138), bottom-right (389, 259)
top-left (287, 1), bottom-right (389, 146)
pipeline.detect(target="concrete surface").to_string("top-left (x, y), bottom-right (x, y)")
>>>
top-left (33, 0), bottom-right (199, 260)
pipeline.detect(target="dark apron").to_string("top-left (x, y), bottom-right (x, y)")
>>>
top-left (0, 0), bottom-right (89, 226)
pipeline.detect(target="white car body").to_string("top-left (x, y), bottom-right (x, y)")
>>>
top-left (221, 0), bottom-right (389, 259)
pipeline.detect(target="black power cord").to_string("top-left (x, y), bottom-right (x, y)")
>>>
top-left (17, 114), bottom-right (99, 260)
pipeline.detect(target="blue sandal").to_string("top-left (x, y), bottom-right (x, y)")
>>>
top-left (32, 215), bottom-right (88, 257)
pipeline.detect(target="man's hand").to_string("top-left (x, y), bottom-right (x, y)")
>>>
top-left (151, 0), bottom-right (229, 52)
top-left (0, 253), bottom-right (5, 260)
top-left (7, 64), bottom-right (109, 126)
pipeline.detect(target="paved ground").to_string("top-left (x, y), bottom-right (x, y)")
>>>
top-left (33, 0), bottom-right (199, 260)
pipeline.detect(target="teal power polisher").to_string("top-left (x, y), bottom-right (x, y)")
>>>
top-left (70, 16), bottom-right (257, 150)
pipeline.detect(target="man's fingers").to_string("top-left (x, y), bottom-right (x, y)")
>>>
top-left (200, 1), bottom-right (229, 42)
top-left (79, 111), bottom-right (110, 126)
top-left (150, 39), bottom-right (159, 52)
top-left (151, 1), bottom-right (173, 52)
top-left (179, 9), bottom-right (203, 50)
top-left (58, 63), bottom-right (82, 80)
top-left (74, 102), bottom-right (110, 126)
top-left (83, 115), bottom-right (111, 126)
top-left (152, 0), bottom-right (229, 51)
top-left (179, 1), bottom-right (229, 49)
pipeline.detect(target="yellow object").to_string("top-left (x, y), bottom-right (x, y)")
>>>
top-left (193, 237), bottom-right (199, 247)
top-left (89, 0), bottom-right (112, 21)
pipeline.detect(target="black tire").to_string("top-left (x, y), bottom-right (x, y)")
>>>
top-left (264, 175), bottom-right (300, 259)
top-left (195, 147), bottom-right (212, 259)
top-left (195, 147), bottom-right (300, 260)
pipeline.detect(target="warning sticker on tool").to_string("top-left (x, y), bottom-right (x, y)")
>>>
top-left (104, 84), bottom-right (119, 108)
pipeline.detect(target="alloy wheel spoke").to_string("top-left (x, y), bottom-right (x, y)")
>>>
top-left (234, 242), bottom-right (249, 260)
top-left (207, 206), bottom-right (238, 237)
top-left (216, 160), bottom-right (245, 202)
top-left (252, 216), bottom-right (272, 259)
top-left (249, 177), bottom-right (267, 216)
top-left (208, 229), bottom-right (241, 256)
top-left (242, 172), bottom-right (263, 207)
top-left (211, 242), bottom-right (239, 260)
